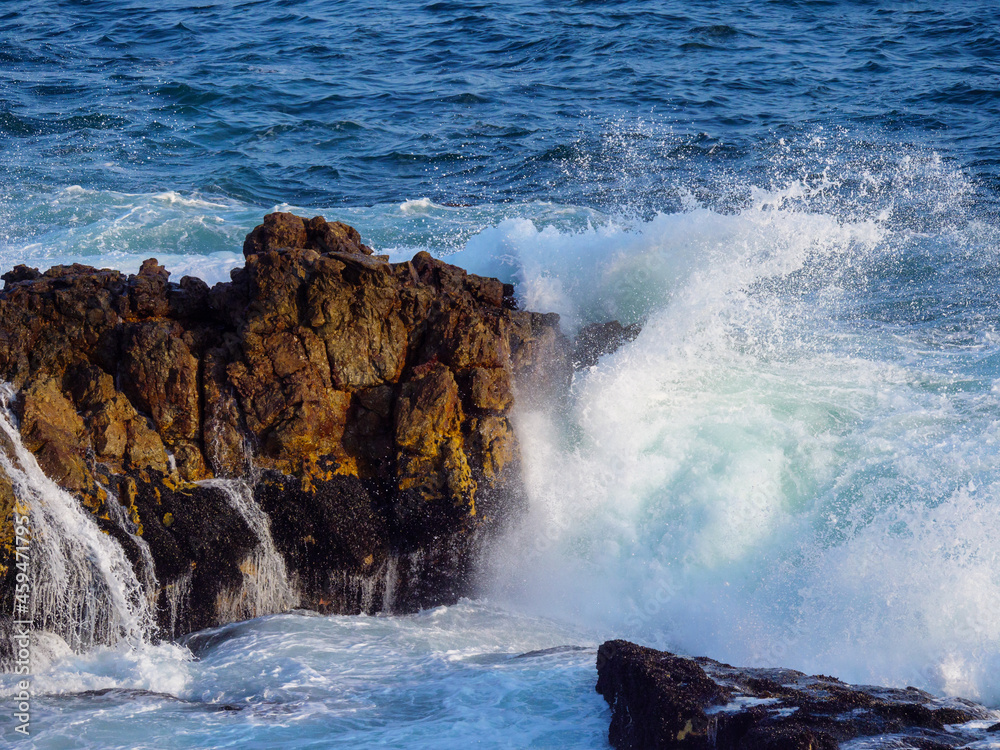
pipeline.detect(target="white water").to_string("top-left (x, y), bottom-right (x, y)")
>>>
top-left (0, 186), bottom-right (604, 287)
top-left (98, 480), bottom-right (158, 612)
top-left (0, 603), bottom-right (607, 749)
top-left (0, 384), bottom-right (153, 653)
top-left (453, 189), bottom-right (1000, 705)
top-left (204, 479), bottom-right (299, 624)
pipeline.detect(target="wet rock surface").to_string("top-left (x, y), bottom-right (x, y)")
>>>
top-left (0, 212), bottom-right (570, 638)
top-left (596, 640), bottom-right (999, 750)
top-left (572, 320), bottom-right (643, 369)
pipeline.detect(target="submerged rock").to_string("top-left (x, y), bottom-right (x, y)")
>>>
top-left (596, 640), bottom-right (997, 750)
top-left (0, 213), bottom-right (571, 644)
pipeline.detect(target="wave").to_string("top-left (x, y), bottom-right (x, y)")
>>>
top-left (0, 604), bottom-right (607, 749)
top-left (460, 184), bottom-right (1000, 705)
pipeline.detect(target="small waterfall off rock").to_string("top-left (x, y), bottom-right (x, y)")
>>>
top-left (99, 480), bottom-right (159, 612)
top-left (163, 572), bottom-right (193, 641)
top-left (207, 478), bottom-right (300, 623)
top-left (0, 384), bottom-right (154, 653)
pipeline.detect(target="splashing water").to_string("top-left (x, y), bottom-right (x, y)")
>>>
top-left (205, 479), bottom-right (300, 623)
top-left (0, 384), bottom-right (154, 653)
top-left (98, 480), bottom-right (159, 612)
top-left (468, 178), bottom-right (1000, 704)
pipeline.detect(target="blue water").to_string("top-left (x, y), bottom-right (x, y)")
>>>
top-left (3, 1), bottom-right (1000, 747)
top-left (3, 0), bottom-right (999, 213)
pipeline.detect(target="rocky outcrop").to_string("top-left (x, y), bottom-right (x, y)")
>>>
top-left (596, 640), bottom-right (999, 750)
top-left (572, 320), bottom-right (642, 369)
top-left (0, 211), bottom-right (571, 639)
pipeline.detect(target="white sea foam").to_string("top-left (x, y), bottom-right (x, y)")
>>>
top-left (0, 640), bottom-right (194, 698)
top-left (464, 185), bottom-right (1000, 704)
top-left (8, 604), bottom-right (606, 749)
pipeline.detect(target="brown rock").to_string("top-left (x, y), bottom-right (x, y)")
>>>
top-left (121, 320), bottom-right (201, 443)
top-left (0, 462), bottom-right (17, 579)
top-left (468, 415), bottom-right (517, 480)
top-left (307, 257), bottom-right (408, 389)
top-left (124, 416), bottom-right (171, 475)
top-left (468, 367), bottom-right (514, 412)
top-left (394, 364), bottom-right (476, 507)
top-left (305, 215), bottom-right (373, 256)
top-left (395, 364), bottom-right (464, 453)
top-left (243, 212), bottom-right (373, 258)
top-left (0, 211), bottom-right (573, 636)
top-left (88, 395), bottom-right (131, 461)
top-left (19, 379), bottom-right (92, 495)
top-left (202, 348), bottom-right (248, 477)
top-left (263, 389), bottom-right (352, 474)
top-left (243, 212), bottom-right (308, 257)
top-left (130, 259), bottom-right (171, 318)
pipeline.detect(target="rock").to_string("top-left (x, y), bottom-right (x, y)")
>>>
top-left (120, 321), bottom-right (201, 444)
top-left (254, 468), bottom-right (389, 613)
top-left (596, 640), bottom-right (994, 750)
top-left (573, 319), bottom-right (643, 369)
top-left (0, 212), bottom-right (572, 640)
top-left (394, 363), bottom-right (471, 504)
top-left (507, 311), bottom-right (572, 407)
top-left (597, 640), bottom-right (728, 749)
top-left (130, 259), bottom-right (171, 318)
top-left (243, 212), bottom-right (374, 257)
top-left (468, 366), bottom-right (513, 412)
top-left (18, 379), bottom-right (93, 499)
top-left (125, 473), bottom-right (258, 635)
top-left (1, 264), bottom-right (41, 287)
top-left (0, 462), bottom-right (17, 581)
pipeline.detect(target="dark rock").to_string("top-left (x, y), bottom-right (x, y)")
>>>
top-left (254, 468), bottom-right (390, 613)
top-left (1, 264), bottom-right (41, 288)
top-left (0, 212), bottom-right (572, 641)
top-left (573, 319), bottom-right (643, 369)
top-left (127, 474), bottom-right (257, 636)
top-left (596, 640), bottom-right (995, 750)
top-left (597, 640), bottom-right (727, 749)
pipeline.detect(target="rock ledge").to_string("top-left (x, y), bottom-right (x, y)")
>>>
top-left (597, 640), bottom-right (999, 750)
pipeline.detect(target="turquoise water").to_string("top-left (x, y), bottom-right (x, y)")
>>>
top-left (3, 1), bottom-right (1000, 747)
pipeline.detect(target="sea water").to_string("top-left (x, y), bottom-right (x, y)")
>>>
top-left (2, 0), bottom-right (1000, 747)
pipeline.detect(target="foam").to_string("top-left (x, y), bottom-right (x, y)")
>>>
top-left (0, 640), bottom-right (194, 698)
top-left (470, 182), bottom-right (1000, 704)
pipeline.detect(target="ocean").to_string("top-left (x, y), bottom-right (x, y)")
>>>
top-left (3, 0), bottom-right (1000, 747)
